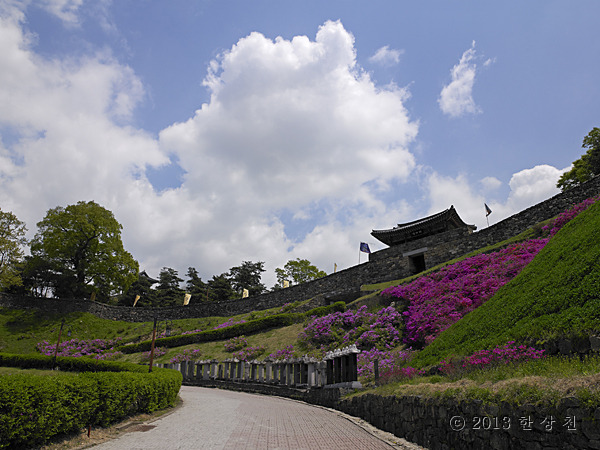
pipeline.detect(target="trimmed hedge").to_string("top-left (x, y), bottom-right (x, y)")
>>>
top-left (0, 352), bottom-right (149, 373)
top-left (118, 301), bottom-right (347, 354)
top-left (0, 353), bottom-right (182, 449)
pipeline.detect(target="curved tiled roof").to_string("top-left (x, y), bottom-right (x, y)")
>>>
top-left (371, 205), bottom-right (476, 246)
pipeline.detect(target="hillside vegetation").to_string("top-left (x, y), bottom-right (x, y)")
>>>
top-left (2, 196), bottom-right (600, 413)
top-left (411, 200), bottom-right (600, 368)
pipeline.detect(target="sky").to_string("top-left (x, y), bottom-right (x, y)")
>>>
top-left (1, 0), bottom-right (599, 289)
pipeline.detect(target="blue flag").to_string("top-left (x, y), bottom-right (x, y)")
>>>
top-left (360, 242), bottom-right (371, 253)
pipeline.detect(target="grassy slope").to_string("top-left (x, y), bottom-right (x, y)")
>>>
top-left (0, 302), bottom-right (308, 362)
top-left (411, 201), bottom-right (600, 368)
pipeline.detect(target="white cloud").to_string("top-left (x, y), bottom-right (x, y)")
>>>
top-left (38, 0), bottom-right (86, 25)
top-left (503, 165), bottom-right (567, 211)
top-left (0, 8), bottom-right (169, 259)
top-left (0, 6), bottom-right (579, 292)
top-left (158, 20), bottom-right (419, 283)
top-left (480, 176), bottom-right (502, 191)
top-left (425, 164), bottom-right (569, 231)
top-left (368, 45), bottom-right (403, 66)
top-left (0, 15), bottom-right (419, 288)
top-left (426, 172), bottom-right (484, 228)
top-left (438, 41), bottom-right (482, 118)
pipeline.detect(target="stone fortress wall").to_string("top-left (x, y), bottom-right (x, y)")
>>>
top-left (2, 175), bottom-right (600, 322)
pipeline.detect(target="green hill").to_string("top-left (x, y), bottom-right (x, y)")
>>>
top-left (411, 200), bottom-right (600, 368)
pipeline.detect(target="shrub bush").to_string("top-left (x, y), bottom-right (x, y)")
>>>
top-left (0, 353), bottom-right (182, 449)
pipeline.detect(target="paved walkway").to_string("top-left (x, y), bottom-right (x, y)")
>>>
top-left (92, 386), bottom-right (422, 450)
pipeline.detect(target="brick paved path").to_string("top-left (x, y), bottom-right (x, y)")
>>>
top-left (92, 386), bottom-right (422, 450)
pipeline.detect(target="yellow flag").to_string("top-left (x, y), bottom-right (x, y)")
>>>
top-left (334, 263), bottom-right (337, 273)
top-left (183, 293), bottom-right (191, 306)
top-left (133, 295), bottom-right (140, 307)
top-left (242, 289), bottom-right (249, 298)
top-left (283, 280), bottom-right (289, 288)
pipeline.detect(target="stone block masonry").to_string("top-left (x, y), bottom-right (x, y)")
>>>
top-left (2, 176), bottom-right (600, 321)
top-left (335, 393), bottom-right (599, 450)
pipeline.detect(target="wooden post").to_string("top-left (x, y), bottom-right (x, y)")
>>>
top-left (148, 317), bottom-right (157, 373)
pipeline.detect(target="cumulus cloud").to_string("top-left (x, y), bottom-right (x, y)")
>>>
top-left (158, 20), bottom-right (419, 280)
top-left (426, 172), bottom-right (484, 227)
top-left (503, 165), bottom-right (567, 211)
top-left (368, 45), bottom-right (403, 66)
top-left (480, 176), bottom-right (502, 191)
top-left (438, 41), bottom-right (483, 118)
top-left (426, 165), bottom-right (568, 231)
top-left (0, 6), bottom-right (169, 258)
top-left (0, 13), bottom-right (419, 287)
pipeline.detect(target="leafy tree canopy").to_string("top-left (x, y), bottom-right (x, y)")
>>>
top-left (30, 201), bottom-right (138, 300)
top-left (0, 208), bottom-right (27, 290)
top-left (274, 258), bottom-right (327, 288)
top-left (207, 273), bottom-right (236, 302)
top-left (154, 267), bottom-right (185, 306)
top-left (557, 127), bottom-right (600, 191)
top-left (228, 261), bottom-right (266, 297)
top-left (185, 267), bottom-right (206, 299)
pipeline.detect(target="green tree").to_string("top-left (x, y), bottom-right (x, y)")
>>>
top-left (118, 270), bottom-right (158, 307)
top-left (274, 258), bottom-right (327, 289)
top-left (207, 273), bottom-right (236, 302)
top-left (30, 201), bottom-right (138, 300)
top-left (228, 261), bottom-right (266, 297)
top-left (154, 267), bottom-right (185, 307)
top-left (557, 127), bottom-right (600, 191)
top-left (8, 255), bottom-right (55, 297)
top-left (185, 267), bottom-right (207, 300)
top-left (0, 208), bottom-right (27, 291)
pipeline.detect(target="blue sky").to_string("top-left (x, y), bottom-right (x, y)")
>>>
top-left (1, 1), bottom-right (599, 289)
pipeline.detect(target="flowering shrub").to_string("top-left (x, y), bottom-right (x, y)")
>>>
top-left (141, 347), bottom-right (167, 362)
top-left (170, 348), bottom-right (202, 363)
top-left (214, 318), bottom-right (247, 329)
top-left (542, 196), bottom-right (600, 236)
top-left (298, 306), bottom-right (403, 352)
top-left (357, 348), bottom-right (415, 380)
top-left (93, 351), bottom-right (123, 361)
top-left (440, 341), bottom-right (545, 376)
top-left (232, 346), bottom-right (265, 361)
top-left (224, 336), bottom-right (249, 352)
top-left (379, 366), bottom-right (425, 384)
top-left (279, 303), bottom-right (294, 313)
top-left (382, 239), bottom-right (548, 347)
top-left (36, 338), bottom-right (122, 358)
top-left (268, 345), bottom-right (295, 360)
top-left (181, 329), bottom-right (203, 336)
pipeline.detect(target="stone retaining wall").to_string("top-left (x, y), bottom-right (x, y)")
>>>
top-left (336, 393), bottom-right (599, 450)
